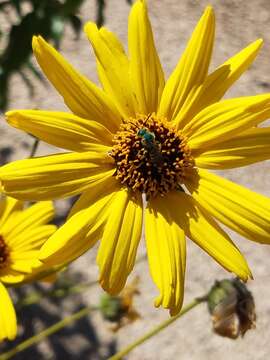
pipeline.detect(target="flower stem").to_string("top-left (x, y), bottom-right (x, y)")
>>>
top-left (0, 306), bottom-right (98, 360)
top-left (108, 295), bottom-right (207, 360)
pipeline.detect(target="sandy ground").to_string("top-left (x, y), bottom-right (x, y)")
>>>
top-left (1, 0), bottom-right (270, 359)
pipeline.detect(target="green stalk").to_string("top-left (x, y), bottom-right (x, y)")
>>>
top-left (108, 296), bottom-right (207, 360)
top-left (0, 306), bottom-right (98, 360)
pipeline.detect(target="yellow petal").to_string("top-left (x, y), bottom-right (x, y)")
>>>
top-left (32, 36), bottom-right (120, 132)
top-left (184, 94), bottom-right (270, 150)
top-left (158, 6), bottom-right (215, 121)
top-left (175, 39), bottom-right (263, 129)
top-left (186, 168), bottom-right (270, 245)
top-left (0, 272), bottom-right (24, 284)
top-left (84, 22), bottom-right (136, 118)
top-left (22, 264), bottom-right (64, 284)
top-left (67, 175), bottom-right (119, 219)
top-left (166, 191), bottom-right (251, 281)
top-left (8, 225), bottom-right (57, 252)
top-left (0, 196), bottom-right (23, 229)
top-left (39, 210), bottom-right (98, 266)
top-left (194, 127), bottom-right (270, 169)
top-left (6, 110), bottom-right (113, 152)
top-left (2, 201), bottom-right (54, 240)
top-left (97, 189), bottom-right (143, 295)
top-left (0, 152), bottom-right (114, 200)
top-left (145, 196), bottom-right (186, 315)
top-left (0, 283), bottom-right (17, 342)
top-left (128, 0), bottom-right (165, 114)
top-left (9, 256), bottom-right (41, 273)
top-left (39, 180), bottom-right (121, 266)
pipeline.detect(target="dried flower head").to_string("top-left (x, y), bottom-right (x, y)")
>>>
top-left (208, 278), bottom-right (256, 339)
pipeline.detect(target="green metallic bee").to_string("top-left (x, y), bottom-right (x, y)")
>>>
top-left (137, 128), bottom-right (164, 167)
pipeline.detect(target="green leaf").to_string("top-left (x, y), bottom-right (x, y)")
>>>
top-left (50, 15), bottom-right (65, 47)
top-left (61, 0), bottom-right (84, 15)
top-left (68, 15), bottom-right (82, 38)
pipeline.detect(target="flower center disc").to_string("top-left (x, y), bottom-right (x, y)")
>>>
top-left (110, 114), bottom-right (194, 198)
top-left (0, 235), bottom-right (9, 269)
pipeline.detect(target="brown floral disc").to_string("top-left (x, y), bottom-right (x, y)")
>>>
top-left (0, 235), bottom-right (9, 270)
top-left (110, 113), bottom-right (194, 199)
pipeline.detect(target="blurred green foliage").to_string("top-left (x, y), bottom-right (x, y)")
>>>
top-left (0, 0), bottom-right (132, 111)
top-left (0, 0), bottom-right (86, 110)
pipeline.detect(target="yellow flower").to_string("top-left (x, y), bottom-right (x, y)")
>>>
top-left (1, 1), bottom-right (270, 315)
top-left (0, 196), bottom-right (56, 341)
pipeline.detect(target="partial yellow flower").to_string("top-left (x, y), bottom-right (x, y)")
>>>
top-left (1, 1), bottom-right (270, 315)
top-left (0, 196), bottom-right (56, 341)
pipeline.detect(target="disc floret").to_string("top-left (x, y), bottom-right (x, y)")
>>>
top-left (0, 235), bottom-right (9, 270)
top-left (110, 114), bottom-right (194, 198)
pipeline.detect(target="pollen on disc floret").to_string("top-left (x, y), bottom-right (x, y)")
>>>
top-left (110, 113), bottom-right (194, 199)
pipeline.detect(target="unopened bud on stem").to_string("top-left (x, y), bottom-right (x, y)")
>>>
top-left (207, 278), bottom-right (256, 339)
